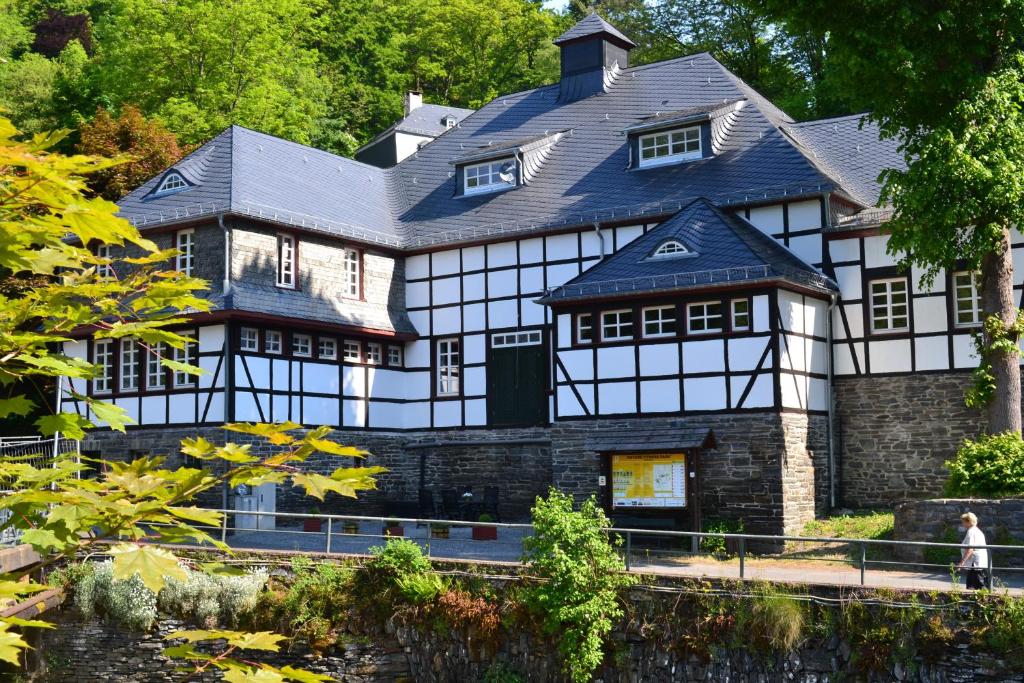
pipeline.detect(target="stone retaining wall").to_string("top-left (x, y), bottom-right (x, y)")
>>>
top-left (893, 497), bottom-right (1024, 564)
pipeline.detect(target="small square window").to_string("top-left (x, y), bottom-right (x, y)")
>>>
top-left (343, 340), bottom-right (361, 362)
top-left (387, 345), bottom-right (403, 367)
top-left (366, 343), bottom-right (382, 365)
top-left (642, 306), bottom-right (676, 338)
top-left (687, 301), bottom-right (723, 334)
top-left (731, 299), bottom-right (750, 331)
top-left (318, 338), bottom-right (337, 360)
top-left (239, 327), bottom-right (259, 352)
top-left (601, 310), bottom-right (634, 341)
top-left (577, 313), bottom-right (594, 343)
top-left (292, 334), bottom-right (312, 357)
top-left (869, 278), bottom-right (909, 332)
top-left (265, 330), bottom-right (283, 354)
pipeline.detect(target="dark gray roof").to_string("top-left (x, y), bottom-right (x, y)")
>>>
top-left (783, 114), bottom-right (904, 207)
top-left (554, 12), bottom-right (636, 48)
top-left (539, 198), bottom-right (835, 304)
top-left (584, 426), bottom-right (716, 452)
top-left (395, 103), bottom-right (475, 137)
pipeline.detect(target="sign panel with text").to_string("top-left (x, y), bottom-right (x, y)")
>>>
top-left (611, 453), bottom-right (687, 508)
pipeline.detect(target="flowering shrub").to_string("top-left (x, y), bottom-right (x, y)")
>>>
top-left (75, 561), bottom-right (158, 631)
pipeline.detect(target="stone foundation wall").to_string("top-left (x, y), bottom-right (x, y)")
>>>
top-left (893, 497), bottom-right (1024, 564)
top-left (835, 372), bottom-right (984, 508)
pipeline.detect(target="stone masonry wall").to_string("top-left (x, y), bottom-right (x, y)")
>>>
top-left (835, 373), bottom-right (984, 508)
top-left (893, 497), bottom-right (1024, 564)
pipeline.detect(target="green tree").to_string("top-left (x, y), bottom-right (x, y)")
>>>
top-left (756, 0), bottom-right (1024, 434)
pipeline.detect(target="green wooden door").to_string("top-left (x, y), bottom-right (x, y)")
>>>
top-left (487, 340), bottom-right (548, 426)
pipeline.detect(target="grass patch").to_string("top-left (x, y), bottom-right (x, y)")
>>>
top-left (802, 510), bottom-right (894, 541)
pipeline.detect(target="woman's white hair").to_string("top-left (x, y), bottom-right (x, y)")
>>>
top-left (961, 512), bottom-right (978, 526)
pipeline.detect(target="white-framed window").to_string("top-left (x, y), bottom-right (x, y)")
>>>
top-left (463, 159), bottom-right (516, 195)
top-left (577, 313), bottom-right (594, 343)
top-left (687, 301), bottom-right (723, 334)
top-left (95, 244), bottom-right (114, 279)
top-left (869, 278), bottom-right (909, 333)
top-left (120, 339), bottom-right (139, 391)
top-left (265, 330), bottom-right (282, 354)
top-left (155, 172), bottom-right (187, 194)
top-left (492, 331), bottom-right (543, 347)
top-left (277, 234), bottom-right (296, 289)
top-left (601, 310), bottom-right (634, 341)
top-left (318, 337), bottom-right (337, 360)
top-left (731, 298), bottom-right (751, 332)
top-left (292, 334), bottom-right (312, 357)
top-left (175, 229), bottom-right (194, 275)
top-left (172, 334), bottom-right (196, 388)
top-left (638, 126), bottom-right (701, 167)
top-left (953, 271), bottom-right (982, 327)
top-left (436, 338), bottom-right (460, 396)
top-left (642, 306), bottom-right (676, 338)
top-left (239, 327), bottom-right (259, 352)
top-left (443, 115), bottom-right (457, 129)
top-left (147, 342), bottom-right (166, 389)
top-left (651, 240), bottom-right (689, 258)
top-left (366, 342), bottom-right (382, 364)
top-left (387, 345), bottom-right (403, 367)
top-left (342, 248), bottom-right (360, 298)
top-left (93, 339), bottom-right (113, 394)
top-left (343, 340), bottom-right (361, 362)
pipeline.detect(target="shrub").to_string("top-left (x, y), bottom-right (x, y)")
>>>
top-left (700, 518), bottom-right (744, 555)
top-left (397, 572), bottom-right (448, 604)
top-left (367, 538), bottom-right (432, 579)
top-left (945, 432), bottom-right (1024, 498)
top-left (482, 662), bottom-right (525, 683)
top-left (74, 561), bottom-right (158, 631)
top-left (980, 593), bottom-right (1024, 658)
top-left (434, 588), bottom-right (502, 645)
top-left (521, 489), bottom-right (637, 683)
top-left (735, 586), bottom-right (805, 652)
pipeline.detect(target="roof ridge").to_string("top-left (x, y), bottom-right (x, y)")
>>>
top-left (791, 112), bottom-right (872, 127)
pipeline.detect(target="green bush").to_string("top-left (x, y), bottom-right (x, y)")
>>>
top-left (74, 561), bottom-right (158, 631)
top-left (945, 432), bottom-right (1024, 498)
top-left (700, 518), bottom-right (744, 555)
top-left (367, 538), bottom-right (432, 579)
top-left (521, 489), bottom-right (637, 683)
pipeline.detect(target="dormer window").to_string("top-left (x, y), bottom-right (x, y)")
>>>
top-left (639, 126), bottom-right (701, 168)
top-left (154, 172), bottom-right (188, 195)
top-left (651, 240), bottom-right (690, 258)
top-left (464, 159), bottom-right (516, 195)
top-left (442, 115), bottom-right (457, 129)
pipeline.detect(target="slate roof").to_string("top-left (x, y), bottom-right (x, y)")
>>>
top-left (356, 103), bottom-right (476, 157)
top-left (584, 426), bottom-right (716, 452)
top-left (539, 198), bottom-right (836, 304)
top-left (554, 12), bottom-right (636, 48)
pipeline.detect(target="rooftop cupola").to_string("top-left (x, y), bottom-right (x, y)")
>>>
top-left (554, 13), bottom-right (635, 103)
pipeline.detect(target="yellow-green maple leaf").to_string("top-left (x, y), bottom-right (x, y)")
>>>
top-left (108, 543), bottom-right (186, 593)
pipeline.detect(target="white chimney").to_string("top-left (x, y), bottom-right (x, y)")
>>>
top-left (404, 91), bottom-right (423, 116)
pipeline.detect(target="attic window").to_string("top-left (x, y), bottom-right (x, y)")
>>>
top-left (442, 115), bottom-right (457, 129)
top-left (651, 240), bottom-right (690, 258)
top-left (154, 172), bottom-right (188, 195)
top-left (638, 126), bottom-right (701, 168)
top-left (464, 158), bottom-right (516, 195)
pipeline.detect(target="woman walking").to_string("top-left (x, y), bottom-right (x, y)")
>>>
top-left (957, 512), bottom-right (991, 590)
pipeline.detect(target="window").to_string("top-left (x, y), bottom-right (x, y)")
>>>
top-left (343, 340), bottom-right (361, 362)
top-left (318, 337), bottom-right (337, 360)
top-left (175, 229), bottom-right (194, 275)
top-left (687, 301), bottom-right (723, 334)
top-left (652, 240), bottom-right (689, 258)
top-left (437, 338), bottom-right (460, 395)
top-left (953, 271), bottom-right (982, 327)
top-left (731, 299), bottom-right (751, 331)
top-left (93, 339), bottom-right (113, 394)
top-left (870, 278), bottom-right (909, 332)
top-left (577, 313), bottom-right (594, 343)
top-left (147, 342), bottom-right (166, 389)
top-left (120, 339), bottom-right (139, 391)
top-left (464, 159), bottom-right (515, 195)
top-left (155, 172), bottom-right (187, 194)
top-left (387, 345), bottom-right (403, 367)
top-left (638, 126), bottom-right (701, 167)
top-left (173, 334), bottom-right (196, 388)
top-left (601, 310), bottom-right (634, 341)
top-left (366, 343), bottom-right (382, 364)
top-left (443, 115), bottom-right (457, 129)
top-left (95, 244), bottom-right (114, 279)
top-left (342, 249), bottom-right (360, 298)
top-left (292, 334), bottom-right (312, 357)
top-left (492, 331), bottom-right (543, 347)
top-left (239, 327), bottom-right (258, 352)
top-left (277, 234), bottom-right (296, 288)
top-left (265, 330), bottom-right (282, 354)
top-left (642, 306), bottom-right (676, 338)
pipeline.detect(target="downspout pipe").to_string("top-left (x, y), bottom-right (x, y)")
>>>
top-left (218, 214), bottom-right (232, 297)
top-left (593, 223), bottom-right (605, 260)
top-left (826, 291), bottom-right (838, 510)
top-left (218, 213), bottom-right (232, 514)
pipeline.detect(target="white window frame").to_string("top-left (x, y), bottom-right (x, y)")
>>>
top-left (175, 229), bottom-right (195, 276)
top-left (491, 331), bottom-right (543, 348)
top-left (638, 126), bottom-right (702, 168)
top-left (687, 301), bottom-right (724, 334)
top-left (577, 313), bottom-right (594, 344)
top-left (342, 248), bottom-right (360, 298)
top-left (642, 306), bottom-right (676, 338)
top-left (239, 327), bottom-right (259, 352)
top-left (869, 277), bottom-right (909, 333)
top-left (366, 342), bottom-right (382, 365)
top-left (953, 271), bottom-right (982, 328)
top-left (651, 240), bottom-right (689, 258)
top-left (292, 333), bottom-right (312, 358)
top-left (265, 330), bottom-right (283, 355)
top-left (387, 345), bottom-right (403, 367)
top-left (95, 244), bottom-right (114, 279)
top-left (601, 309), bottom-right (634, 341)
top-left (318, 337), bottom-right (337, 360)
top-left (172, 334), bottom-right (196, 388)
top-left (93, 339), bottom-right (113, 394)
top-left (120, 339), bottom-right (139, 391)
top-left (731, 298), bottom-right (751, 332)
top-left (436, 338), bottom-right (461, 396)
top-left (147, 342), bottom-right (166, 390)
top-left (277, 234), bottom-right (296, 289)
top-left (155, 172), bottom-right (187, 194)
top-left (343, 340), bottom-right (361, 362)
top-left (463, 158), bottom-right (515, 195)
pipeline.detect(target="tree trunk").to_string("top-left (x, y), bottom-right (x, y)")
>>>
top-left (980, 224), bottom-right (1022, 434)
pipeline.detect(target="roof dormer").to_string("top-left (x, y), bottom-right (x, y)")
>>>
top-left (451, 130), bottom-right (567, 197)
top-left (625, 99), bottom-right (746, 169)
top-left (554, 13), bottom-right (635, 103)
top-left (149, 170), bottom-right (191, 198)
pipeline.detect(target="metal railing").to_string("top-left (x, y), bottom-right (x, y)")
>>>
top-left (1, 436), bottom-right (80, 546)
top-left (145, 509), bottom-right (1024, 591)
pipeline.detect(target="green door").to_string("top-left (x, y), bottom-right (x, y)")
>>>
top-left (487, 335), bottom-right (548, 426)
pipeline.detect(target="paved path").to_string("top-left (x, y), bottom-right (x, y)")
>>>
top-left (227, 523), bottom-right (1024, 594)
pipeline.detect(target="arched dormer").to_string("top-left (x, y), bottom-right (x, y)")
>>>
top-left (650, 239), bottom-right (691, 258)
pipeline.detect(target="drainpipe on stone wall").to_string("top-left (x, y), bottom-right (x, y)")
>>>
top-left (219, 214), bottom-right (232, 297)
top-left (826, 292), bottom-right (838, 510)
top-left (593, 223), bottom-right (605, 260)
top-left (218, 213), bottom-right (232, 515)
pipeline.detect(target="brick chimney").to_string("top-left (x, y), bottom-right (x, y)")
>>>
top-left (404, 91), bottom-right (423, 116)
